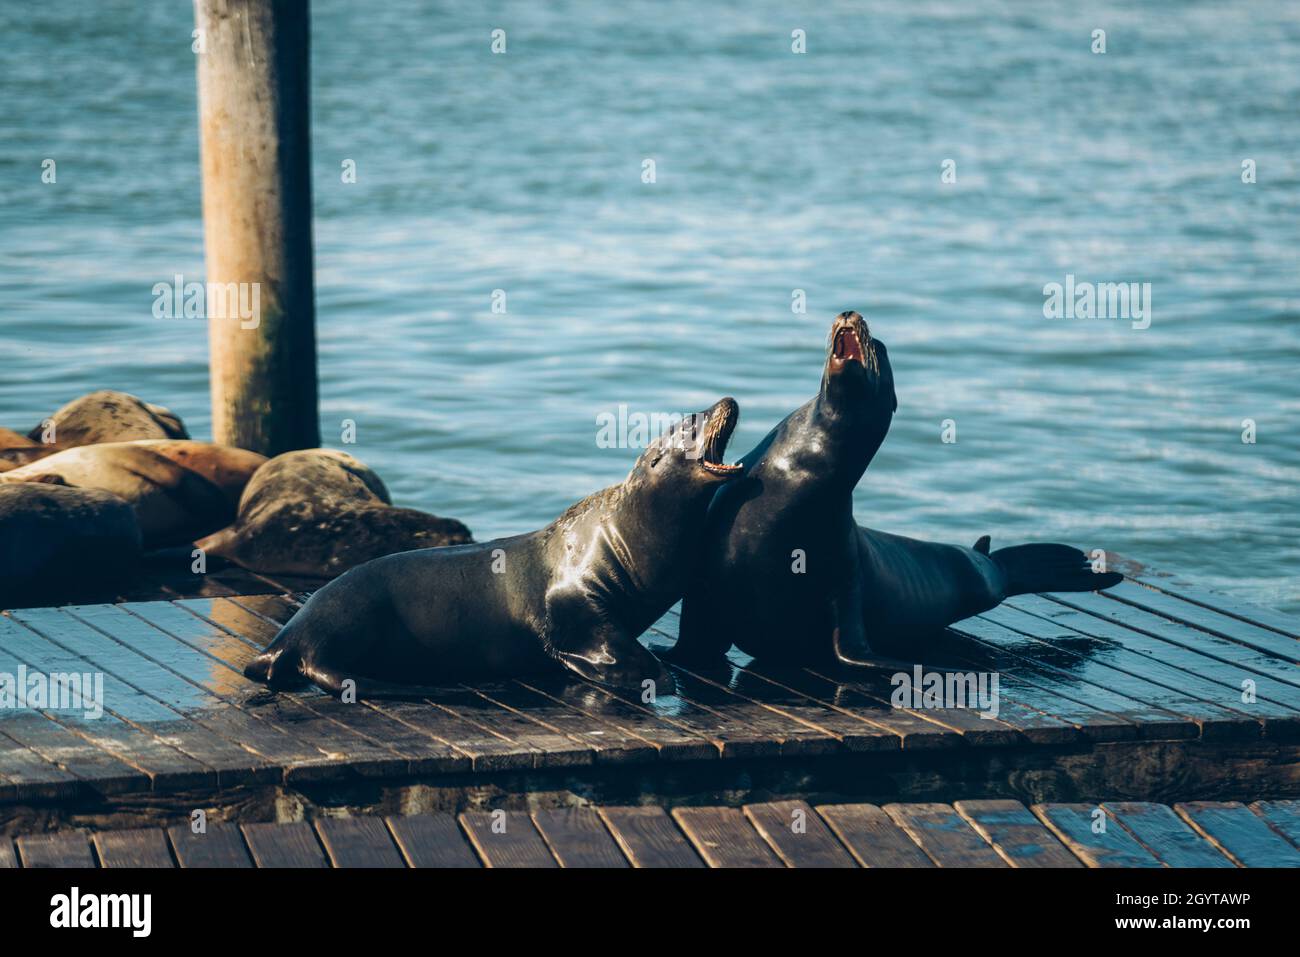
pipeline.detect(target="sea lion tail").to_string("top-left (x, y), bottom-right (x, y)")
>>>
top-left (991, 543), bottom-right (1123, 596)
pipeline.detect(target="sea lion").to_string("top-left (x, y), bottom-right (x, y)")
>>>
top-left (0, 483), bottom-right (142, 606)
top-left (0, 440), bottom-right (264, 548)
top-left (675, 312), bottom-right (1122, 668)
top-left (0, 428), bottom-right (55, 473)
top-left (244, 398), bottom-right (745, 697)
top-left (28, 390), bottom-right (188, 447)
top-left (196, 448), bottom-right (473, 577)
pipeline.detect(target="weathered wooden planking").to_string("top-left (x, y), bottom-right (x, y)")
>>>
top-left (949, 617), bottom-right (1200, 739)
top-left (672, 807), bottom-right (783, 868)
top-left (0, 615), bottom-right (217, 791)
top-left (1107, 555), bottom-right (1300, 637)
top-left (517, 675), bottom-right (719, 762)
top-left (93, 828), bottom-right (176, 868)
top-left (953, 799), bottom-right (1082, 868)
top-left (974, 606), bottom-right (1257, 740)
top-left (1099, 802), bottom-right (1235, 868)
top-left (434, 689), bottom-right (595, 769)
top-left (0, 837), bottom-right (15, 868)
top-left (815, 804), bottom-right (935, 868)
top-left (386, 814), bottom-right (481, 868)
top-left (111, 600), bottom-right (410, 779)
top-left (1032, 803), bottom-right (1164, 868)
top-left (531, 808), bottom-right (630, 867)
top-left (597, 806), bottom-right (705, 868)
top-left (1250, 800), bottom-right (1300, 848)
top-left (369, 698), bottom-right (536, 772)
top-left (475, 684), bottom-right (658, 765)
top-left (884, 803), bottom-right (1006, 867)
top-left (16, 831), bottom-right (96, 868)
top-left (1174, 801), bottom-right (1300, 868)
top-left (167, 822), bottom-right (254, 868)
top-left (314, 816), bottom-right (406, 868)
top-left (1007, 595), bottom-right (1300, 732)
top-left (1100, 580), bottom-right (1300, 663)
top-left (459, 811), bottom-right (558, 868)
top-left (241, 821), bottom-right (328, 868)
top-left (743, 800), bottom-right (857, 868)
top-left (174, 598), bottom-right (471, 775)
top-left (15, 606), bottom-right (286, 781)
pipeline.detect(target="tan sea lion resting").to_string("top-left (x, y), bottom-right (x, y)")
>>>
top-left (0, 440), bottom-right (265, 548)
top-left (0, 483), bottom-right (142, 606)
top-left (197, 449), bottom-right (472, 577)
top-left (0, 428), bottom-right (53, 473)
top-left (29, 389), bottom-right (188, 447)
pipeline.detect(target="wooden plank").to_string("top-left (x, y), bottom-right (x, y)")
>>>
top-left (1112, 555), bottom-right (1300, 640)
top-left (93, 828), bottom-right (176, 868)
top-left (884, 803), bottom-right (1006, 867)
top-left (1100, 803), bottom-right (1235, 868)
top-left (815, 804), bottom-right (934, 868)
top-left (0, 837), bottom-right (17, 868)
top-left (976, 605), bottom-right (1259, 740)
top-left (13, 606), bottom-right (286, 781)
top-left (368, 699), bottom-right (536, 772)
top-left (1008, 595), bottom-right (1300, 726)
top-left (167, 822), bottom-right (254, 868)
top-left (176, 598), bottom-right (470, 775)
top-left (1101, 580), bottom-right (1300, 663)
top-left (1250, 800), bottom-right (1300, 849)
top-left (517, 675), bottom-right (719, 762)
top-left (434, 689), bottom-right (595, 769)
top-left (596, 806), bottom-right (705, 868)
top-left (315, 817), bottom-right (406, 868)
top-left (950, 617), bottom-right (1200, 739)
top-left (474, 683), bottom-right (658, 765)
top-left (1174, 801), bottom-right (1300, 868)
top-left (643, 631), bottom-right (909, 751)
top-left (0, 615), bottom-right (217, 791)
top-left (532, 808), bottom-right (630, 867)
top-left (241, 821), bottom-right (328, 868)
top-left (672, 807), bottom-right (783, 868)
top-left (386, 814), bottom-right (481, 868)
top-left (459, 811), bottom-right (558, 868)
top-left (953, 800), bottom-right (1082, 868)
top-left (16, 831), bottom-right (96, 868)
top-left (1032, 804), bottom-right (1164, 868)
top-left (0, 722), bottom-right (83, 801)
top-left (744, 799), bottom-right (857, 868)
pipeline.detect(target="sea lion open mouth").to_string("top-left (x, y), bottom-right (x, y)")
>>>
top-left (699, 397), bottom-right (743, 475)
top-left (829, 312), bottom-right (880, 375)
top-left (833, 326), bottom-right (865, 363)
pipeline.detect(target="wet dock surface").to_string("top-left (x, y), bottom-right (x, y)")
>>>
top-left (4, 798), bottom-right (1298, 868)
top-left (1, 557), bottom-right (1298, 829)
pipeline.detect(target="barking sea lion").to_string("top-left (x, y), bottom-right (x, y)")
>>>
top-left (0, 440), bottom-right (265, 548)
top-left (244, 398), bottom-right (745, 697)
top-left (196, 449), bottom-right (473, 577)
top-left (675, 312), bottom-right (1122, 668)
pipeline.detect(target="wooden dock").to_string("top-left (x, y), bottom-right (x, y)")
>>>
top-left (4, 799), bottom-right (1298, 868)
top-left (1, 556), bottom-right (1298, 842)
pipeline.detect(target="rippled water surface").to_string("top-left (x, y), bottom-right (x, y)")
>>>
top-left (2, 1), bottom-right (1297, 610)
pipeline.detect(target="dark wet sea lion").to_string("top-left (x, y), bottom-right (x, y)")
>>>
top-left (0, 483), bottom-right (142, 606)
top-left (0, 440), bottom-right (264, 548)
top-left (29, 390), bottom-right (188, 446)
top-left (197, 448), bottom-right (473, 577)
top-left (675, 312), bottom-right (1122, 668)
top-left (244, 398), bottom-right (745, 697)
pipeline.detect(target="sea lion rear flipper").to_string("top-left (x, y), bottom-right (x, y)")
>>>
top-left (991, 543), bottom-right (1123, 596)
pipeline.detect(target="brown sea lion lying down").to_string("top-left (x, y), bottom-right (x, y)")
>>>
top-left (0, 483), bottom-right (142, 606)
top-left (197, 449), bottom-right (473, 577)
top-left (0, 440), bottom-right (265, 548)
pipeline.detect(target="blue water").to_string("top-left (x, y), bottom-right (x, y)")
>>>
top-left (1, 2), bottom-right (1297, 611)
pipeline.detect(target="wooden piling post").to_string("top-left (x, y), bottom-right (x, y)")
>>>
top-left (194, 0), bottom-right (320, 455)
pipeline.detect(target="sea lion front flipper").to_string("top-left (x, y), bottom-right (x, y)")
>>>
top-left (974, 534), bottom-right (991, 555)
top-left (556, 636), bottom-right (676, 697)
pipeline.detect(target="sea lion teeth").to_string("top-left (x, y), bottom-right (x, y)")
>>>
top-left (242, 399), bottom-right (745, 698)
